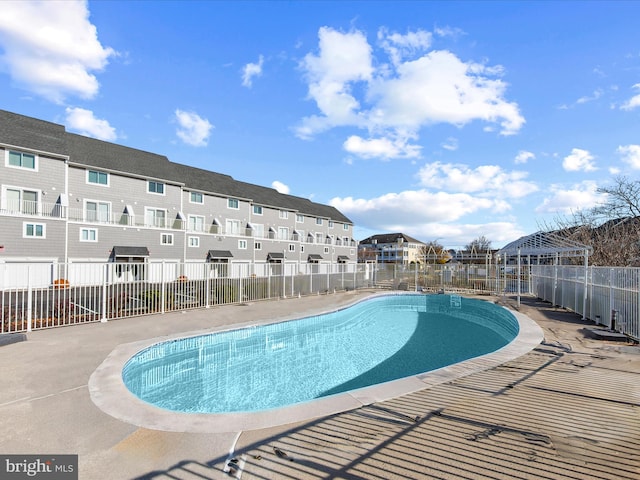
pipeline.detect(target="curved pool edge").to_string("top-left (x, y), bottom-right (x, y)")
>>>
top-left (88, 293), bottom-right (544, 434)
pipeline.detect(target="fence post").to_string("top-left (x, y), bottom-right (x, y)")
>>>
top-left (609, 268), bottom-right (614, 329)
top-left (26, 265), bottom-right (32, 332)
top-left (205, 263), bottom-right (210, 308)
top-left (282, 265), bottom-right (286, 298)
top-left (161, 261), bottom-right (166, 314)
top-left (101, 264), bottom-right (108, 322)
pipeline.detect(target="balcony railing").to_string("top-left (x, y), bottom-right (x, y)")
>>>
top-left (0, 202), bottom-right (357, 246)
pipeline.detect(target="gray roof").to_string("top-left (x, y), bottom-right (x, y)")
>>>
top-left (359, 232), bottom-right (425, 245)
top-left (0, 109), bottom-right (66, 155)
top-left (207, 250), bottom-right (233, 258)
top-left (111, 246), bottom-right (150, 257)
top-left (65, 132), bottom-right (176, 181)
top-left (0, 109), bottom-right (352, 224)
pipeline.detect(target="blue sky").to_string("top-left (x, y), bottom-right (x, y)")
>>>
top-left (1, 1), bottom-right (640, 248)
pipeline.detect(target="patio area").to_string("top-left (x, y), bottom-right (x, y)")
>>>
top-left (1, 291), bottom-right (638, 479)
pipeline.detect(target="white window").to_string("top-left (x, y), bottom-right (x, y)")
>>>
top-left (343, 236), bottom-right (350, 245)
top-left (238, 239), bottom-right (247, 249)
top-left (161, 233), bottom-right (173, 245)
top-left (190, 191), bottom-right (203, 204)
top-left (343, 224), bottom-right (349, 231)
top-left (148, 180), bottom-right (165, 195)
top-left (316, 233), bottom-right (323, 243)
top-left (188, 236), bottom-right (200, 247)
top-left (254, 241), bottom-right (262, 250)
top-left (324, 247), bottom-right (330, 254)
top-left (226, 219), bottom-right (241, 235)
top-left (188, 215), bottom-right (205, 232)
top-left (80, 228), bottom-right (98, 242)
top-left (3, 187), bottom-right (39, 214)
top-left (145, 207), bottom-right (167, 228)
top-left (328, 220), bottom-right (334, 228)
top-left (278, 227), bottom-right (289, 240)
top-left (288, 244), bottom-right (295, 252)
top-left (85, 200), bottom-right (110, 223)
top-left (316, 218), bottom-right (323, 226)
top-left (23, 222), bottom-right (45, 238)
top-left (279, 210), bottom-right (288, 219)
top-left (228, 198), bottom-right (239, 209)
top-left (296, 214), bottom-right (304, 223)
top-left (87, 170), bottom-right (109, 186)
top-left (253, 205), bottom-right (263, 215)
top-left (252, 223), bottom-right (264, 238)
top-left (7, 150), bottom-right (37, 170)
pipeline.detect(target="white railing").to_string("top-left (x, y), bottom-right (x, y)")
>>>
top-left (531, 265), bottom-right (640, 341)
top-left (0, 261), bottom-right (373, 334)
top-left (0, 204), bottom-right (357, 246)
top-left (4, 261), bottom-right (636, 340)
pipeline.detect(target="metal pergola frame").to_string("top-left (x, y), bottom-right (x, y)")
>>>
top-left (496, 231), bottom-right (593, 313)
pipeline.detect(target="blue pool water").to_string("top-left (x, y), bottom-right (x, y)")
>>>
top-left (122, 294), bottom-right (519, 414)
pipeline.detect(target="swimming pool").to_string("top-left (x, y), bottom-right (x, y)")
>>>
top-left (122, 294), bottom-right (519, 414)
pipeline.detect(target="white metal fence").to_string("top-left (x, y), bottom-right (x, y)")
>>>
top-left (2, 261), bottom-right (638, 341)
top-left (531, 265), bottom-right (640, 341)
top-left (0, 261), bottom-right (375, 334)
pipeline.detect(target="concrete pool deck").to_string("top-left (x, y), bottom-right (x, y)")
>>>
top-left (1, 290), bottom-right (639, 479)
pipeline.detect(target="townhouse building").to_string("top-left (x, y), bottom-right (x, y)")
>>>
top-left (0, 110), bottom-right (356, 276)
top-left (358, 233), bottom-right (426, 265)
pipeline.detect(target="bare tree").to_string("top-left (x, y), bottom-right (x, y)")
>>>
top-left (541, 176), bottom-right (640, 266)
top-left (464, 235), bottom-right (492, 253)
top-left (593, 176), bottom-right (640, 219)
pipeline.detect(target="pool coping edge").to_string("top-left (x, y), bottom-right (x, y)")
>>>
top-left (88, 293), bottom-right (545, 433)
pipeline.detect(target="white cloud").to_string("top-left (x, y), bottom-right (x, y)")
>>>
top-left (576, 88), bottom-right (603, 104)
top-left (562, 148), bottom-right (596, 172)
top-left (514, 150), bottom-right (535, 164)
top-left (331, 190), bottom-right (526, 247)
top-left (242, 55), bottom-right (264, 88)
top-left (441, 137), bottom-right (458, 151)
top-left (377, 27), bottom-right (432, 66)
top-left (331, 190), bottom-right (494, 226)
top-left (0, 0), bottom-right (116, 103)
top-left (296, 27), bottom-right (524, 159)
top-left (64, 107), bottom-right (116, 141)
top-left (535, 181), bottom-right (603, 214)
top-left (175, 109), bottom-right (213, 147)
top-left (621, 83), bottom-right (640, 111)
top-left (416, 161), bottom-right (538, 199)
top-left (296, 27), bottom-right (373, 138)
top-left (369, 50), bottom-right (522, 134)
top-left (272, 180), bottom-right (290, 194)
top-left (617, 144), bottom-right (640, 169)
top-left (343, 134), bottom-right (421, 160)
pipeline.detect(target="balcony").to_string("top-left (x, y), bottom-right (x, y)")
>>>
top-left (0, 203), bottom-right (358, 247)
top-left (0, 199), bottom-right (65, 219)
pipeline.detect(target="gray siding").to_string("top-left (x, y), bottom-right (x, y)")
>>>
top-left (0, 109), bottom-right (357, 265)
top-left (0, 216), bottom-right (65, 259)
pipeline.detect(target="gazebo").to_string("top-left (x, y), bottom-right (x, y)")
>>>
top-left (496, 231), bottom-right (592, 310)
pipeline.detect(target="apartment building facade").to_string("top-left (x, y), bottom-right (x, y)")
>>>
top-left (358, 233), bottom-right (426, 265)
top-left (0, 110), bottom-right (356, 274)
